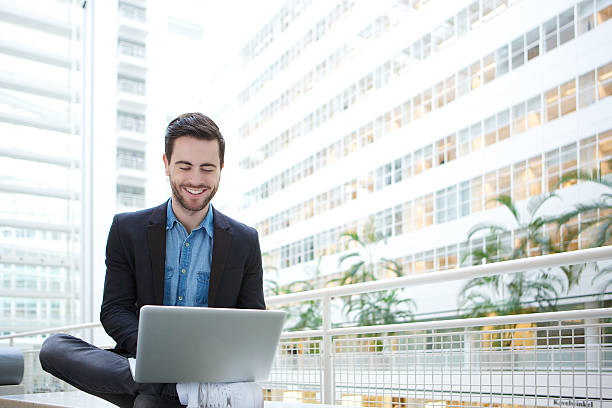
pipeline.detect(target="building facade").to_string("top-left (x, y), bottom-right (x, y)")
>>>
top-left (0, 0), bottom-right (82, 336)
top-left (0, 0), bottom-right (206, 340)
top-left (215, 0), bottom-right (612, 315)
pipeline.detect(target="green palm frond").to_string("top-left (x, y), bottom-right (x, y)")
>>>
top-left (466, 222), bottom-right (509, 240)
top-left (493, 195), bottom-right (519, 222)
top-left (556, 168), bottom-right (612, 189)
top-left (527, 193), bottom-right (559, 221)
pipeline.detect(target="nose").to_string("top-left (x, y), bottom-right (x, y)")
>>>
top-left (187, 169), bottom-right (206, 186)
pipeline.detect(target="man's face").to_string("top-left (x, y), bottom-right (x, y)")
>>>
top-left (164, 136), bottom-right (221, 215)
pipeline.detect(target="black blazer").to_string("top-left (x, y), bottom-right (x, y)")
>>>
top-left (100, 202), bottom-right (266, 356)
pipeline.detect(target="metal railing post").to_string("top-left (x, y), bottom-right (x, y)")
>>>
top-left (322, 293), bottom-right (333, 404)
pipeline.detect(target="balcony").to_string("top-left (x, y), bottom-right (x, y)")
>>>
top-left (117, 2), bottom-right (147, 41)
top-left (1, 247), bottom-right (611, 407)
top-left (116, 113), bottom-right (146, 146)
top-left (117, 77), bottom-right (147, 113)
top-left (117, 39), bottom-right (146, 77)
top-left (116, 192), bottom-right (145, 210)
top-left (116, 153), bottom-right (146, 185)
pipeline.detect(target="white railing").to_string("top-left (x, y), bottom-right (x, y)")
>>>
top-left (118, 2), bottom-right (146, 23)
top-left (117, 115), bottom-right (145, 133)
top-left (116, 192), bottom-right (145, 208)
top-left (265, 308), bottom-right (612, 406)
top-left (117, 78), bottom-right (146, 96)
top-left (118, 40), bottom-right (145, 59)
top-left (2, 246), bottom-right (612, 405)
top-left (116, 155), bottom-right (146, 170)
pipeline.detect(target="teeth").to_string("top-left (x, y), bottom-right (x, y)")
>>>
top-left (185, 187), bottom-right (204, 194)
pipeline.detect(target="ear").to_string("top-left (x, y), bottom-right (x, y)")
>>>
top-left (163, 153), bottom-right (170, 176)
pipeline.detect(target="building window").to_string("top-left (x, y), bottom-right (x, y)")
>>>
top-left (470, 122), bottom-right (482, 152)
top-left (435, 189), bottom-right (446, 224)
top-left (394, 205), bottom-right (403, 236)
top-left (543, 16), bottom-right (559, 52)
top-left (457, 68), bottom-right (469, 97)
top-left (545, 86), bottom-right (560, 122)
top-left (561, 143), bottom-right (578, 185)
top-left (545, 149), bottom-right (560, 193)
top-left (526, 27), bottom-right (540, 60)
top-left (558, 8), bottom-right (575, 45)
top-left (580, 136), bottom-right (598, 175)
top-left (118, 39), bottom-right (146, 58)
top-left (528, 157), bottom-right (543, 197)
top-left (527, 96), bottom-right (541, 128)
top-left (483, 52), bottom-right (495, 84)
top-left (459, 181), bottom-right (470, 217)
top-left (578, 0), bottom-right (595, 34)
top-left (579, 70), bottom-right (596, 108)
top-left (597, 0), bottom-right (612, 24)
top-left (598, 61), bottom-right (612, 99)
top-left (117, 111), bottom-right (145, 133)
top-left (560, 79), bottom-right (577, 116)
top-left (470, 60), bottom-right (481, 90)
top-left (117, 75), bottom-right (145, 95)
top-left (512, 161), bottom-right (526, 203)
top-left (471, 176), bottom-right (483, 213)
top-left (511, 34), bottom-right (525, 69)
top-left (598, 130), bottom-right (612, 176)
top-left (512, 101), bottom-right (527, 135)
top-left (469, 1), bottom-right (480, 29)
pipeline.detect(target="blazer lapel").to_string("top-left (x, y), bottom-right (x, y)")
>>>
top-left (209, 207), bottom-right (232, 307)
top-left (146, 203), bottom-right (167, 305)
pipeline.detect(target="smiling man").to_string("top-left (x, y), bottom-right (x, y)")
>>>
top-left (39, 113), bottom-right (266, 408)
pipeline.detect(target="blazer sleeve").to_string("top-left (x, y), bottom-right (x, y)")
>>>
top-left (100, 215), bottom-right (140, 356)
top-left (236, 229), bottom-right (266, 310)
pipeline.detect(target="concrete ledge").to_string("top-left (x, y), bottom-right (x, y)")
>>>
top-left (0, 391), bottom-right (114, 408)
top-left (0, 386), bottom-right (24, 397)
top-left (0, 391), bottom-right (340, 407)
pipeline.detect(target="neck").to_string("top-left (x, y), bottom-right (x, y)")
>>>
top-left (171, 199), bottom-right (209, 235)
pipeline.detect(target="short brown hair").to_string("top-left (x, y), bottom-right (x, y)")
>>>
top-left (164, 113), bottom-right (225, 167)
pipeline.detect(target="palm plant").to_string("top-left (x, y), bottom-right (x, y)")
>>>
top-left (592, 263), bottom-right (612, 297)
top-left (463, 193), bottom-right (559, 263)
top-left (554, 168), bottom-right (612, 248)
top-left (459, 193), bottom-right (572, 318)
top-left (550, 169), bottom-right (612, 296)
top-left (284, 257), bottom-right (324, 331)
top-left (331, 218), bottom-right (415, 328)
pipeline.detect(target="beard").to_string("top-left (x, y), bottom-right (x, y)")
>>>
top-left (170, 180), bottom-right (219, 213)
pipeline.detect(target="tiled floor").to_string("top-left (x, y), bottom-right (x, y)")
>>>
top-left (0, 392), bottom-right (340, 407)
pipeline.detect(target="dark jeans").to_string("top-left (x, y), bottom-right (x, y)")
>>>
top-left (39, 333), bottom-right (185, 408)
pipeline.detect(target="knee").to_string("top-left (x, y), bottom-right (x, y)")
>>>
top-left (39, 333), bottom-right (71, 372)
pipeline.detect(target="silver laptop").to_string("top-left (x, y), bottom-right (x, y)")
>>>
top-left (132, 306), bottom-right (286, 383)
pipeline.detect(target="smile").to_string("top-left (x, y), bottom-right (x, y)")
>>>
top-left (184, 187), bottom-right (206, 195)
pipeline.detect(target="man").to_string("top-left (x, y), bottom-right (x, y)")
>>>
top-left (39, 113), bottom-right (266, 408)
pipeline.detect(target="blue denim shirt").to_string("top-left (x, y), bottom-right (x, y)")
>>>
top-left (163, 199), bottom-right (214, 307)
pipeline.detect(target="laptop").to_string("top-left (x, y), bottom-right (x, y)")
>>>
top-left (131, 305), bottom-right (286, 383)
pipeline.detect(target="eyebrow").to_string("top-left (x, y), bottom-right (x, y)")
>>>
top-left (175, 160), bottom-right (217, 168)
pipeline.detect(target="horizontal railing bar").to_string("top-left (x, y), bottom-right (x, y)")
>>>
top-left (0, 322), bottom-right (100, 341)
top-left (3, 247), bottom-right (612, 342)
top-left (280, 308), bottom-right (612, 338)
top-left (266, 246), bottom-right (612, 305)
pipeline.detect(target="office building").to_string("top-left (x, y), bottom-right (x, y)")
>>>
top-left (213, 0), bottom-right (612, 316)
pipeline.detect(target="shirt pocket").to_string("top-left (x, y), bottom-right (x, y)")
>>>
top-left (196, 270), bottom-right (211, 306)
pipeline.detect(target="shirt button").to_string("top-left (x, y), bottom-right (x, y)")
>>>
top-left (178, 296), bottom-right (183, 301)
top-left (181, 268), bottom-right (186, 274)
top-left (185, 242), bottom-right (190, 247)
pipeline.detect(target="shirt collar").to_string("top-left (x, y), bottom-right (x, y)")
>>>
top-left (166, 198), bottom-right (214, 239)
